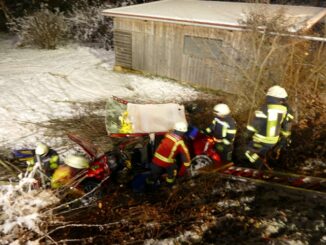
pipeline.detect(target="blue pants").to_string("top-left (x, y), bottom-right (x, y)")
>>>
top-left (244, 141), bottom-right (274, 169)
top-left (146, 163), bottom-right (178, 185)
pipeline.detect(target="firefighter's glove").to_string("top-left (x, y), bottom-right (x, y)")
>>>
top-left (125, 160), bottom-right (132, 169)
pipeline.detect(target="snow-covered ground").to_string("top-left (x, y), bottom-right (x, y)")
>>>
top-left (0, 34), bottom-right (199, 151)
top-left (0, 33), bottom-right (200, 244)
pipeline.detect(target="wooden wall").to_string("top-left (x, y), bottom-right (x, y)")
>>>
top-left (114, 18), bottom-right (246, 93)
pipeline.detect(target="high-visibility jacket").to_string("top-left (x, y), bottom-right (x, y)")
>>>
top-left (152, 132), bottom-right (191, 168)
top-left (27, 149), bottom-right (60, 177)
top-left (51, 165), bottom-right (73, 189)
top-left (247, 98), bottom-right (294, 146)
top-left (205, 115), bottom-right (237, 146)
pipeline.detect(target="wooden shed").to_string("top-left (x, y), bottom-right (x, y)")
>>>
top-left (103, 0), bottom-right (326, 93)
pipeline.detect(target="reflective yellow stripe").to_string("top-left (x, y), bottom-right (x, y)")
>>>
top-left (245, 151), bottom-right (259, 163)
top-left (253, 143), bottom-right (262, 148)
top-left (50, 155), bottom-right (59, 164)
top-left (287, 113), bottom-right (294, 120)
top-left (267, 109), bottom-right (278, 137)
top-left (183, 161), bottom-right (191, 167)
top-left (227, 129), bottom-right (236, 134)
top-left (168, 141), bottom-right (180, 160)
top-left (281, 130), bottom-right (291, 136)
top-left (166, 177), bottom-right (174, 183)
top-left (223, 139), bottom-right (231, 145)
top-left (156, 134), bottom-right (189, 165)
top-left (50, 163), bottom-right (58, 169)
top-left (166, 134), bottom-right (180, 162)
top-left (247, 125), bottom-right (256, 132)
top-left (166, 134), bottom-right (178, 142)
top-left (266, 105), bottom-right (287, 137)
top-left (222, 126), bottom-right (227, 138)
top-left (154, 152), bottom-right (174, 163)
top-left (255, 111), bottom-right (267, 118)
top-left (253, 134), bottom-right (279, 144)
top-left (168, 140), bottom-right (189, 160)
top-left (268, 104), bottom-right (287, 111)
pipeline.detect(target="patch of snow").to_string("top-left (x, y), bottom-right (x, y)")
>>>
top-left (261, 219), bottom-right (286, 237)
top-left (0, 180), bottom-right (59, 239)
top-left (0, 34), bottom-right (199, 151)
top-left (302, 158), bottom-right (325, 171)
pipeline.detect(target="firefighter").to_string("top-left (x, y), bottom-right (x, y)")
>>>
top-left (146, 121), bottom-right (191, 186)
top-left (27, 142), bottom-right (60, 178)
top-left (51, 155), bottom-right (89, 189)
top-left (205, 103), bottom-right (237, 164)
top-left (244, 85), bottom-right (294, 169)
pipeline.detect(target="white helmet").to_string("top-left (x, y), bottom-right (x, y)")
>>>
top-left (173, 121), bottom-right (188, 133)
top-left (35, 142), bottom-right (49, 156)
top-left (64, 155), bottom-right (89, 169)
top-left (266, 85), bottom-right (288, 98)
top-left (213, 103), bottom-right (230, 117)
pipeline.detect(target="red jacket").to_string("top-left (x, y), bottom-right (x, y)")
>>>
top-left (152, 132), bottom-right (191, 168)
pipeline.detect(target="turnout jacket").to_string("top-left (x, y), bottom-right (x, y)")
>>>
top-left (247, 97), bottom-right (294, 145)
top-left (28, 149), bottom-right (60, 177)
top-left (205, 115), bottom-right (237, 146)
top-left (152, 132), bottom-right (191, 168)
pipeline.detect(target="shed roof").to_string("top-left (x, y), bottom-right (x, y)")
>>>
top-left (102, 0), bottom-right (326, 32)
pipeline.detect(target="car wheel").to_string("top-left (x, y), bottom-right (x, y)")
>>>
top-left (190, 155), bottom-right (213, 176)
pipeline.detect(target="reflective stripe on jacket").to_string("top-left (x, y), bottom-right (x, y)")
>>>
top-left (153, 133), bottom-right (191, 168)
top-left (247, 101), bottom-right (293, 145)
top-left (205, 115), bottom-right (237, 146)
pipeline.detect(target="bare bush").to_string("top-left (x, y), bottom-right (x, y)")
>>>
top-left (66, 1), bottom-right (114, 50)
top-left (231, 9), bottom-right (326, 123)
top-left (8, 6), bottom-right (68, 49)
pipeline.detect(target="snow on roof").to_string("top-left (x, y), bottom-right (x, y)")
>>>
top-left (102, 0), bottom-right (326, 32)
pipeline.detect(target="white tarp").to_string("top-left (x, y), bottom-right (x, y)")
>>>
top-left (127, 103), bottom-right (187, 133)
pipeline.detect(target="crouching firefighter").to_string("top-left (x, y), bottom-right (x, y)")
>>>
top-left (205, 103), bottom-right (237, 164)
top-left (244, 85), bottom-right (294, 169)
top-left (146, 121), bottom-right (191, 187)
top-left (26, 142), bottom-right (60, 181)
top-left (51, 155), bottom-right (89, 189)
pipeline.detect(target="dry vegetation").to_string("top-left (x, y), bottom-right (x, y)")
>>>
top-left (0, 7), bottom-right (325, 245)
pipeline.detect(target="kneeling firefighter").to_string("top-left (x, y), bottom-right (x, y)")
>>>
top-left (51, 155), bottom-right (89, 189)
top-left (205, 103), bottom-right (237, 164)
top-left (26, 142), bottom-right (60, 182)
top-left (146, 121), bottom-right (191, 186)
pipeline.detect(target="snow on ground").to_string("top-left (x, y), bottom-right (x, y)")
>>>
top-left (0, 34), bottom-right (199, 151)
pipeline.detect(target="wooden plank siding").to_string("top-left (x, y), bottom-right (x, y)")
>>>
top-left (114, 18), bottom-right (245, 93)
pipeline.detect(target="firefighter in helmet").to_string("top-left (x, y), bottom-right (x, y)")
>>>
top-left (205, 103), bottom-right (237, 164)
top-left (244, 85), bottom-right (294, 169)
top-left (146, 121), bottom-right (191, 186)
top-left (27, 142), bottom-right (60, 178)
top-left (51, 155), bottom-right (89, 189)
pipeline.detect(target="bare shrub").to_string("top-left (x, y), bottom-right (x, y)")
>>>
top-left (8, 6), bottom-right (68, 49)
top-left (66, 0), bottom-right (114, 50)
top-left (231, 9), bottom-right (326, 123)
